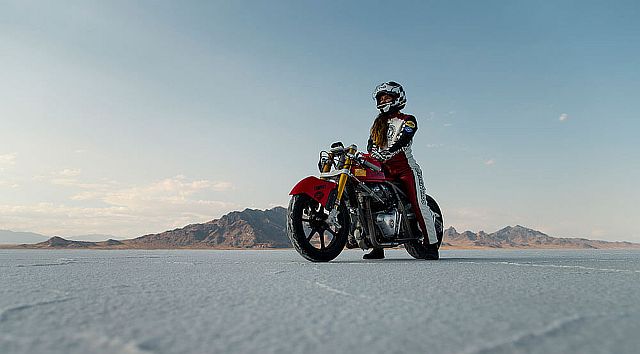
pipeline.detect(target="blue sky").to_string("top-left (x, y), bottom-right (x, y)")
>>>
top-left (1, 0), bottom-right (639, 241)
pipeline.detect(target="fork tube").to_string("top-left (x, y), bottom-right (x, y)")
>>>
top-left (334, 145), bottom-right (357, 207)
top-left (335, 168), bottom-right (349, 203)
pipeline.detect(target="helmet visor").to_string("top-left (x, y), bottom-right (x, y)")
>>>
top-left (375, 91), bottom-right (397, 105)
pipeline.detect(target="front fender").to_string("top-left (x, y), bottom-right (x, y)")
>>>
top-left (289, 176), bottom-right (337, 207)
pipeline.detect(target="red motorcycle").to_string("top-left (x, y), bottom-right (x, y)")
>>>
top-left (287, 142), bottom-right (443, 262)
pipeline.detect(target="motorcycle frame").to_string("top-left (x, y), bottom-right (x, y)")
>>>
top-left (289, 143), bottom-right (421, 249)
top-left (351, 180), bottom-right (419, 248)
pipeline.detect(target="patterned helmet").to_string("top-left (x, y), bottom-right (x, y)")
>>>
top-left (372, 81), bottom-right (406, 113)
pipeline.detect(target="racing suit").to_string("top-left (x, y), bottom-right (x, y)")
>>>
top-left (367, 111), bottom-right (438, 245)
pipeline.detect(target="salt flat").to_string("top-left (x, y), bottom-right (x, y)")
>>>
top-left (1, 249), bottom-right (639, 354)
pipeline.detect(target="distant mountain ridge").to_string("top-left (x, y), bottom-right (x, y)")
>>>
top-left (36, 236), bottom-right (124, 248)
top-left (2, 207), bottom-right (639, 249)
top-left (0, 230), bottom-right (122, 244)
top-left (443, 225), bottom-right (639, 249)
top-left (0, 230), bottom-right (48, 244)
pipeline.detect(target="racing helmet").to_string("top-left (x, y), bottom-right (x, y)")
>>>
top-left (372, 81), bottom-right (406, 113)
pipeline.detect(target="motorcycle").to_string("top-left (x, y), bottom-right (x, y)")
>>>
top-left (287, 142), bottom-right (444, 262)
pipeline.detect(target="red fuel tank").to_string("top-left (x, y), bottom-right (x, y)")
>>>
top-left (350, 154), bottom-right (387, 182)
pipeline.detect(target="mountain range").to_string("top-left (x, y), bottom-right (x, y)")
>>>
top-left (2, 207), bottom-right (638, 249)
top-left (0, 230), bottom-right (122, 244)
top-left (442, 225), bottom-right (638, 249)
top-left (0, 230), bottom-right (50, 244)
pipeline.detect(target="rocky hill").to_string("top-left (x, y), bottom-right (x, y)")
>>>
top-left (442, 225), bottom-right (639, 249)
top-left (3, 207), bottom-right (639, 250)
top-left (124, 207), bottom-right (288, 249)
top-left (15, 236), bottom-right (124, 249)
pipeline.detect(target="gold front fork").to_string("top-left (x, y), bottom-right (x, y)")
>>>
top-left (335, 170), bottom-right (349, 203)
top-left (334, 145), bottom-right (357, 208)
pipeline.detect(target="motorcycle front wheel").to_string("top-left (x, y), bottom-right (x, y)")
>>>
top-left (287, 194), bottom-right (349, 262)
top-left (405, 194), bottom-right (444, 259)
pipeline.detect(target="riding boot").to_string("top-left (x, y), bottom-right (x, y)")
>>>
top-left (422, 242), bottom-right (439, 260)
top-left (363, 247), bottom-right (385, 259)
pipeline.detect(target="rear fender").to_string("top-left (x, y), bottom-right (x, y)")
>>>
top-left (289, 176), bottom-right (337, 207)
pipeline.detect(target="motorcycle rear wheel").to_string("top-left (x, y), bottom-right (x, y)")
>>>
top-left (287, 194), bottom-right (349, 262)
top-left (405, 195), bottom-right (444, 259)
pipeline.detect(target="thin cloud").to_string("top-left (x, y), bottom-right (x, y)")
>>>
top-left (102, 175), bottom-right (233, 208)
top-left (0, 153), bottom-right (17, 171)
top-left (485, 159), bottom-right (495, 166)
top-left (0, 180), bottom-right (20, 188)
top-left (559, 113), bottom-right (569, 121)
top-left (35, 169), bottom-right (122, 191)
top-left (211, 181), bottom-right (233, 191)
top-left (0, 202), bottom-right (232, 238)
top-left (425, 112), bottom-right (435, 121)
top-left (34, 168), bottom-right (86, 187)
top-left (58, 168), bottom-right (82, 177)
top-left (2, 175), bottom-right (236, 237)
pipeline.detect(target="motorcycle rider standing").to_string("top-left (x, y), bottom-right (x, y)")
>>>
top-left (364, 81), bottom-right (439, 260)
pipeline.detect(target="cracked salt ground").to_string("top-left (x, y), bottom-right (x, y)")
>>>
top-left (1, 249), bottom-right (640, 354)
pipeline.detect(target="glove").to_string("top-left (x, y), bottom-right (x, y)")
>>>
top-left (371, 150), bottom-right (392, 161)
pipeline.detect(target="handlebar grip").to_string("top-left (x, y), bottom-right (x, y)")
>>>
top-left (362, 160), bottom-right (382, 172)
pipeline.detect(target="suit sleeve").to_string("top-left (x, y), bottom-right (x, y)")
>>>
top-left (387, 115), bottom-right (418, 153)
top-left (367, 137), bottom-right (374, 152)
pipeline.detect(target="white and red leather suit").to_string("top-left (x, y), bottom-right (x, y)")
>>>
top-left (367, 111), bottom-right (438, 245)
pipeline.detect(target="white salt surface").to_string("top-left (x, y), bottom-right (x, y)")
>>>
top-left (1, 249), bottom-right (640, 354)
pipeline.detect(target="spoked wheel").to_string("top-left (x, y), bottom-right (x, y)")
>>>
top-left (405, 194), bottom-right (444, 259)
top-left (287, 194), bottom-right (349, 262)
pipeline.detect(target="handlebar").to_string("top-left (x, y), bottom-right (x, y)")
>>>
top-left (323, 144), bottom-right (382, 173)
top-left (354, 152), bottom-right (382, 172)
top-left (360, 159), bottom-right (382, 172)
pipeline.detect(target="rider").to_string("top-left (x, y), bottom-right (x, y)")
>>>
top-left (364, 81), bottom-right (439, 260)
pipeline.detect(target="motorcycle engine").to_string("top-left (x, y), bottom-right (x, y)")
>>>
top-left (370, 184), bottom-right (394, 206)
top-left (374, 209), bottom-right (400, 238)
top-left (369, 184), bottom-right (400, 238)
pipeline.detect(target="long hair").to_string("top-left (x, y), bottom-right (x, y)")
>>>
top-left (370, 113), bottom-right (388, 147)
